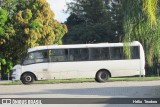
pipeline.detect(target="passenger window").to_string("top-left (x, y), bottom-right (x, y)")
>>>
top-left (110, 47), bottom-right (124, 60)
top-left (49, 49), bottom-right (68, 62)
top-left (101, 48), bottom-right (110, 60)
top-left (69, 48), bottom-right (89, 61)
top-left (131, 46), bottom-right (140, 59)
top-left (89, 48), bottom-right (101, 60)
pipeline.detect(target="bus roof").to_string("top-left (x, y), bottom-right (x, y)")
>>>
top-left (28, 41), bottom-right (142, 52)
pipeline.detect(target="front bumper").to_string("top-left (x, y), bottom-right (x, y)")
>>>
top-left (11, 73), bottom-right (20, 80)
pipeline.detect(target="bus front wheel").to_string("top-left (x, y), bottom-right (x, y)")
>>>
top-left (95, 70), bottom-right (110, 82)
top-left (21, 73), bottom-right (34, 84)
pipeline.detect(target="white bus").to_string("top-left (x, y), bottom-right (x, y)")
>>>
top-left (12, 41), bottom-right (145, 84)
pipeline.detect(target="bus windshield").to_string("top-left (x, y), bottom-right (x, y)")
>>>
top-left (23, 50), bottom-right (48, 65)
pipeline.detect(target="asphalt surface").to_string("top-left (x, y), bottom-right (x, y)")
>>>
top-left (0, 80), bottom-right (160, 107)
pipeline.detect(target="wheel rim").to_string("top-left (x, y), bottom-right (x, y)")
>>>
top-left (25, 75), bottom-right (32, 82)
top-left (100, 72), bottom-right (107, 80)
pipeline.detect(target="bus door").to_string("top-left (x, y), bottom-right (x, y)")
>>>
top-left (23, 50), bottom-right (50, 80)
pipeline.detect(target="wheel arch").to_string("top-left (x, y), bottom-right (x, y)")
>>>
top-left (20, 71), bottom-right (37, 81)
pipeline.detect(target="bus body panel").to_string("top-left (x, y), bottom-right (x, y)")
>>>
top-left (43, 60), bottom-right (140, 80)
top-left (22, 63), bottom-right (50, 80)
top-left (64, 60), bottom-right (141, 78)
top-left (139, 45), bottom-right (145, 76)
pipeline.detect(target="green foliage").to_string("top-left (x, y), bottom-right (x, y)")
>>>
top-left (11, 0), bottom-right (67, 48)
top-left (64, 22), bottom-right (120, 44)
top-left (64, 0), bottom-right (123, 44)
top-left (0, 58), bottom-right (6, 71)
top-left (1, 0), bottom-right (17, 18)
top-left (0, 60), bottom-right (13, 74)
top-left (24, 9), bottom-right (32, 20)
top-left (65, 13), bottom-right (85, 27)
top-left (123, 43), bottom-right (131, 59)
top-left (67, 0), bottom-right (109, 24)
top-left (29, 19), bottom-right (43, 29)
top-left (0, 8), bottom-right (8, 44)
top-left (1, 59), bottom-right (6, 65)
top-left (0, 27), bottom-right (4, 35)
top-left (143, 0), bottom-right (158, 26)
top-left (0, 8), bottom-right (8, 26)
top-left (0, 0), bottom-right (67, 78)
top-left (121, 0), bottom-right (160, 66)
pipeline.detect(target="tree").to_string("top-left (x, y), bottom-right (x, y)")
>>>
top-left (0, 8), bottom-right (9, 76)
top-left (5, 0), bottom-right (67, 59)
top-left (63, 22), bottom-right (120, 44)
top-left (64, 0), bottom-right (123, 44)
top-left (65, 13), bottom-right (85, 28)
top-left (0, 0), bottom-right (67, 79)
top-left (0, 8), bottom-right (7, 45)
top-left (67, 0), bottom-right (109, 24)
top-left (121, 0), bottom-right (159, 66)
top-left (119, 0), bottom-right (160, 76)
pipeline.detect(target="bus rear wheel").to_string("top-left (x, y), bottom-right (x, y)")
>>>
top-left (21, 73), bottom-right (34, 85)
top-left (95, 70), bottom-right (110, 82)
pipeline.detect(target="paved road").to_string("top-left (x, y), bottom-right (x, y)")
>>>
top-left (0, 81), bottom-right (160, 107)
top-left (0, 80), bottom-right (160, 98)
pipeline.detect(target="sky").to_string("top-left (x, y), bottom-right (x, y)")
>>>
top-left (46, 0), bottom-right (71, 23)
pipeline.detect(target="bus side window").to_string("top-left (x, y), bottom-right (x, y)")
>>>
top-left (89, 48), bottom-right (101, 60)
top-left (131, 46), bottom-right (140, 59)
top-left (101, 48), bottom-right (110, 60)
top-left (110, 47), bottom-right (119, 60)
top-left (69, 48), bottom-right (89, 61)
top-left (34, 51), bottom-right (48, 63)
top-left (49, 49), bottom-right (68, 62)
top-left (110, 47), bottom-right (123, 60)
top-left (80, 48), bottom-right (89, 61)
top-left (69, 55), bottom-right (74, 61)
top-left (69, 49), bottom-right (79, 61)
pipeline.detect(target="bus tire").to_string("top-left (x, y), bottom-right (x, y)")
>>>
top-left (95, 70), bottom-right (110, 82)
top-left (21, 73), bottom-right (34, 85)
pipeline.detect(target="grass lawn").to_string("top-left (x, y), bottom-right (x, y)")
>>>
top-left (0, 76), bottom-right (160, 85)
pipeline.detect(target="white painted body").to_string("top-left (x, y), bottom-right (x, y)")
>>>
top-left (12, 41), bottom-right (145, 80)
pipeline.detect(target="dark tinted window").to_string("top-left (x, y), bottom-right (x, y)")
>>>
top-left (110, 47), bottom-right (124, 60)
top-left (131, 46), bottom-right (140, 59)
top-left (89, 48), bottom-right (101, 60)
top-left (89, 48), bottom-right (110, 60)
top-left (101, 48), bottom-right (110, 60)
top-left (110, 46), bottom-right (140, 60)
top-left (49, 49), bottom-right (68, 62)
top-left (23, 50), bottom-right (48, 65)
top-left (69, 48), bottom-right (89, 61)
